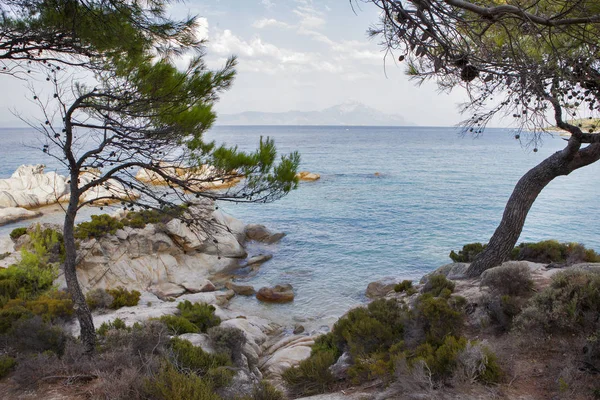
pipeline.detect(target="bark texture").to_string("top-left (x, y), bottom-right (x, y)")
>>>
top-left (466, 140), bottom-right (600, 277)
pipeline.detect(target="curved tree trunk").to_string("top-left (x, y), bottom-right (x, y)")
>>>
top-left (63, 186), bottom-right (96, 354)
top-left (466, 141), bottom-right (600, 277)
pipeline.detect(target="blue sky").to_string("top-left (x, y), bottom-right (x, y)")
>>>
top-left (0, 0), bottom-right (470, 127)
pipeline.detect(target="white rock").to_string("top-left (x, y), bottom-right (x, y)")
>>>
top-left (177, 333), bottom-right (216, 353)
top-left (0, 207), bottom-right (42, 226)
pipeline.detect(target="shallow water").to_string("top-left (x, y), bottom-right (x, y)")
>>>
top-left (1, 126), bottom-right (598, 329)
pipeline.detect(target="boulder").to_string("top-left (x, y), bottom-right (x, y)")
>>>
top-left (226, 281), bottom-right (256, 296)
top-left (0, 207), bottom-right (42, 226)
top-left (135, 163), bottom-right (241, 190)
top-left (296, 171), bottom-right (321, 181)
top-left (420, 262), bottom-right (470, 283)
top-left (0, 165), bottom-right (68, 208)
top-left (177, 333), bottom-right (216, 354)
top-left (247, 253), bottom-right (273, 266)
top-left (260, 334), bottom-right (314, 378)
top-left (245, 224), bottom-right (286, 244)
top-left (365, 277), bottom-right (401, 299)
top-left (148, 282), bottom-right (186, 299)
top-left (256, 284), bottom-right (294, 303)
top-left (329, 351), bottom-right (352, 380)
top-left (180, 279), bottom-right (215, 293)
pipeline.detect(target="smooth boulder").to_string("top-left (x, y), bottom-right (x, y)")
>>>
top-left (245, 224), bottom-right (285, 244)
top-left (0, 207), bottom-right (42, 226)
top-left (256, 284), bottom-right (294, 303)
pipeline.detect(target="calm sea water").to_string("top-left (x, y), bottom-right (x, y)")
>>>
top-left (1, 126), bottom-right (598, 328)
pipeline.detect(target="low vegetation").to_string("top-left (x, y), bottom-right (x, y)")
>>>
top-left (74, 206), bottom-right (188, 240)
top-left (283, 274), bottom-right (501, 397)
top-left (158, 301), bottom-right (221, 335)
top-left (450, 240), bottom-right (600, 265)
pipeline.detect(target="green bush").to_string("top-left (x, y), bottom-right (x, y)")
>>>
top-left (9, 227), bottom-right (27, 241)
top-left (515, 270), bottom-right (600, 333)
top-left (107, 287), bottom-right (141, 309)
top-left (282, 350), bottom-right (337, 396)
top-left (243, 381), bottom-right (286, 400)
top-left (449, 243), bottom-right (486, 262)
top-left (422, 274), bottom-right (455, 297)
top-left (144, 362), bottom-right (222, 400)
top-left (159, 315), bottom-right (199, 334)
top-left (0, 355), bottom-right (16, 379)
top-left (8, 316), bottom-right (67, 356)
top-left (513, 240), bottom-right (600, 264)
top-left (394, 280), bottom-right (414, 293)
top-left (416, 294), bottom-right (464, 346)
top-left (480, 262), bottom-right (534, 296)
top-left (122, 206), bottom-right (187, 229)
top-left (177, 301), bottom-right (221, 333)
top-left (86, 288), bottom-right (114, 310)
top-left (413, 335), bottom-right (467, 379)
top-left (478, 348), bottom-right (503, 384)
top-left (207, 326), bottom-right (246, 359)
top-left (74, 214), bottom-right (124, 240)
top-left (97, 318), bottom-right (129, 336)
top-left (169, 338), bottom-right (233, 388)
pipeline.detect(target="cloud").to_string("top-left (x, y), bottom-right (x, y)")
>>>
top-left (252, 18), bottom-right (291, 29)
top-left (293, 6), bottom-right (326, 29)
top-left (261, 0), bottom-right (275, 9)
top-left (196, 17), bottom-right (209, 41)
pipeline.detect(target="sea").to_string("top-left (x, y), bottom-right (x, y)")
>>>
top-left (1, 125), bottom-right (598, 330)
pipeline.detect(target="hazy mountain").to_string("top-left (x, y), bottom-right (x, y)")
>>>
top-left (217, 102), bottom-right (413, 126)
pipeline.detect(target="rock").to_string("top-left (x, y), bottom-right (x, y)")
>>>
top-left (260, 334), bottom-right (314, 378)
top-left (136, 163), bottom-right (241, 190)
top-left (329, 351), bottom-right (352, 380)
top-left (245, 224), bottom-right (286, 244)
top-left (148, 282), bottom-right (186, 299)
top-left (177, 333), bottom-right (216, 354)
top-left (226, 281), bottom-right (256, 296)
top-left (247, 253), bottom-right (273, 266)
top-left (420, 262), bottom-right (471, 283)
top-left (0, 165), bottom-right (68, 208)
top-left (0, 207), bottom-right (42, 226)
top-left (180, 279), bottom-right (215, 293)
top-left (256, 284), bottom-right (294, 303)
top-left (293, 324), bottom-right (305, 334)
top-left (365, 277), bottom-right (401, 299)
top-left (78, 171), bottom-right (139, 205)
top-left (296, 171), bottom-right (321, 181)
top-left (215, 289), bottom-right (236, 306)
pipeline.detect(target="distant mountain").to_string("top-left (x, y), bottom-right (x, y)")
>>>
top-left (217, 102), bottom-right (413, 126)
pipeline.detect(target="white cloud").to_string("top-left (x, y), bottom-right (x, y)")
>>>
top-left (293, 6), bottom-right (326, 29)
top-left (252, 18), bottom-right (291, 29)
top-left (261, 0), bottom-right (275, 9)
top-left (196, 17), bottom-right (209, 41)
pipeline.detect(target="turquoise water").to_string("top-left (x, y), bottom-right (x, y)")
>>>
top-left (1, 126), bottom-right (598, 327)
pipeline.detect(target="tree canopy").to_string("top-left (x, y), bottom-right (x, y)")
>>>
top-left (366, 0), bottom-right (600, 275)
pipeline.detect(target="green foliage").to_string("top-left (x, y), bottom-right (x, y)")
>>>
top-left (9, 227), bottom-right (27, 241)
top-left (144, 362), bottom-right (222, 400)
top-left (169, 338), bottom-right (232, 387)
top-left (121, 205), bottom-right (187, 229)
top-left (478, 348), bottom-right (503, 384)
top-left (311, 332), bottom-right (342, 359)
top-left (177, 301), bottom-right (221, 333)
top-left (416, 294), bottom-right (464, 346)
top-left (207, 326), bottom-right (246, 359)
top-left (515, 270), bottom-right (600, 333)
top-left (159, 315), bottom-right (199, 334)
top-left (481, 262), bottom-right (534, 296)
top-left (7, 316), bottom-right (67, 356)
top-left (86, 288), bottom-right (114, 310)
top-left (449, 242), bottom-right (487, 262)
top-left (106, 287), bottom-right (141, 309)
top-left (97, 318), bottom-right (130, 336)
top-left (0, 355), bottom-right (16, 379)
top-left (282, 350), bottom-right (337, 397)
top-left (422, 274), bottom-right (455, 297)
top-left (74, 214), bottom-right (124, 240)
top-left (413, 335), bottom-right (467, 379)
top-left (394, 280), bottom-right (414, 293)
top-left (245, 381), bottom-right (286, 400)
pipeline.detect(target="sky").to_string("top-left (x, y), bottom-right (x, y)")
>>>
top-left (0, 0), bottom-right (472, 127)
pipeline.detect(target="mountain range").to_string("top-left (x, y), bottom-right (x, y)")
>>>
top-left (217, 102), bottom-right (413, 126)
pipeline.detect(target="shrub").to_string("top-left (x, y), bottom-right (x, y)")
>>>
top-left (207, 326), bottom-right (247, 359)
top-left (0, 304), bottom-right (31, 334)
top-left (97, 318), bottom-right (130, 336)
top-left (9, 227), bottom-right (27, 241)
top-left (8, 316), bottom-right (67, 356)
top-left (21, 290), bottom-right (74, 321)
top-left (177, 301), bottom-right (221, 333)
top-left (107, 287), bottom-right (141, 309)
top-left (416, 294), bottom-right (463, 346)
top-left (480, 262), bottom-right (534, 296)
top-left (482, 294), bottom-right (524, 332)
top-left (86, 288), bottom-right (114, 310)
top-left (422, 274), bottom-right (455, 297)
top-left (394, 280), bottom-right (413, 293)
top-left (0, 354), bottom-right (16, 379)
top-left (454, 341), bottom-right (503, 384)
top-left (144, 362), bottom-right (222, 400)
top-left (413, 335), bottom-right (467, 379)
top-left (514, 270), bottom-right (600, 333)
top-left (311, 332), bottom-right (342, 359)
top-left (513, 240), bottom-right (600, 264)
top-left (159, 315), bottom-right (199, 334)
top-left (74, 214), bottom-right (124, 240)
top-left (169, 338), bottom-right (231, 378)
top-left (246, 381), bottom-right (286, 400)
top-left (449, 243), bottom-right (486, 262)
top-left (282, 350), bottom-right (337, 396)
top-left (122, 206), bottom-right (187, 229)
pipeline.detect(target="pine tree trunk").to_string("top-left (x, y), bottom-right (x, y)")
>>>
top-left (466, 142), bottom-right (600, 277)
top-left (63, 190), bottom-right (96, 354)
